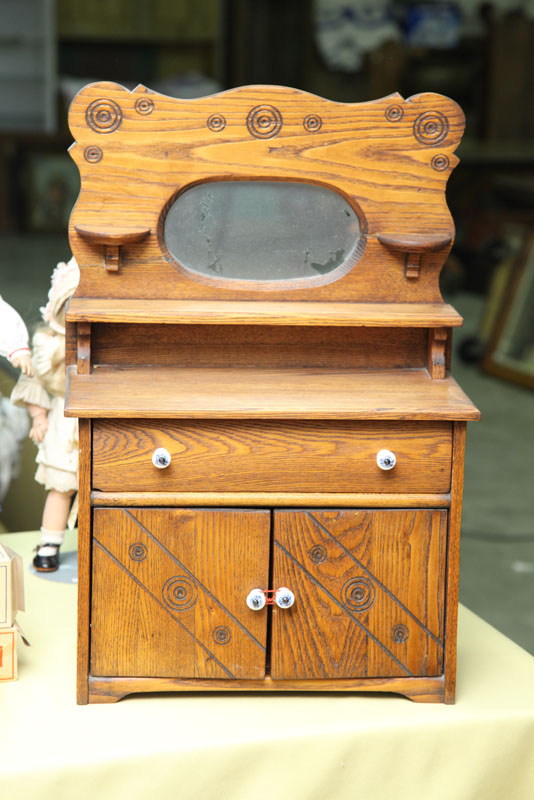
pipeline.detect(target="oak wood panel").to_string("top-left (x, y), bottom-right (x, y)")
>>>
top-left (92, 419), bottom-right (453, 493)
top-left (74, 225), bottom-right (151, 245)
top-left (444, 422), bottom-right (466, 704)
top-left (377, 233), bottom-right (453, 253)
top-left (91, 508), bottom-right (270, 679)
top-left (91, 324), bottom-right (427, 370)
top-left (76, 419), bottom-right (91, 705)
top-left (76, 322), bottom-right (91, 375)
top-left (91, 491), bottom-right (451, 508)
top-left (87, 674), bottom-right (446, 704)
top-left (68, 83), bottom-right (463, 303)
top-left (271, 509), bottom-right (446, 679)
top-left (65, 366), bottom-right (481, 420)
top-left (67, 299), bottom-right (464, 327)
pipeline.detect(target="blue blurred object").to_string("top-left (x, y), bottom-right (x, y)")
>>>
top-left (404, 3), bottom-right (461, 49)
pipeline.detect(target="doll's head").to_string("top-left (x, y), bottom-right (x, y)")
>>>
top-left (40, 257), bottom-right (79, 335)
top-left (32, 257), bottom-right (79, 396)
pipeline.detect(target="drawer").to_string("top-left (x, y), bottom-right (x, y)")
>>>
top-left (92, 419), bottom-right (452, 493)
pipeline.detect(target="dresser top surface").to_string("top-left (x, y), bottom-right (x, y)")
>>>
top-left (65, 365), bottom-right (480, 421)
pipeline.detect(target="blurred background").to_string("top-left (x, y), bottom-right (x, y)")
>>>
top-left (0, 0), bottom-right (532, 650)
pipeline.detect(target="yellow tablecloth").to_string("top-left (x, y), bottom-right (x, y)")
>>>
top-left (1, 530), bottom-right (533, 800)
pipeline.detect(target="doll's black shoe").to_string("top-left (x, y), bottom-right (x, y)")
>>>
top-left (33, 543), bottom-right (60, 572)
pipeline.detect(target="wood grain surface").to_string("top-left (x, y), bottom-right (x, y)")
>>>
top-left (91, 491), bottom-right (451, 508)
top-left (444, 422), bottom-right (466, 703)
top-left (76, 419), bottom-right (91, 704)
top-left (92, 419), bottom-right (453, 493)
top-left (90, 323), bottom-right (428, 370)
top-left (65, 366), bottom-right (481, 420)
top-left (87, 674), bottom-right (446, 704)
top-left (68, 83), bottom-right (464, 303)
top-left (271, 509), bottom-right (446, 679)
top-left (66, 298), bottom-right (464, 327)
top-left (91, 508), bottom-right (270, 679)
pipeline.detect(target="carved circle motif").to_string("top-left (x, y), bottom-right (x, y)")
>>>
top-left (86, 99), bottom-right (123, 134)
top-left (213, 626), bottom-right (231, 645)
top-left (308, 545), bottom-right (327, 564)
top-left (207, 113), bottom-right (226, 132)
top-left (129, 543), bottom-right (147, 561)
top-left (413, 111), bottom-right (449, 146)
top-left (392, 624), bottom-right (409, 643)
top-left (303, 114), bottom-right (322, 132)
top-left (163, 576), bottom-right (197, 611)
top-left (247, 105), bottom-right (283, 139)
top-left (385, 104), bottom-right (404, 122)
top-left (135, 97), bottom-right (154, 115)
top-left (431, 154), bottom-right (450, 171)
top-left (84, 146), bottom-right (103, 163)
top-left (342, 577), bottom-right (376, 612)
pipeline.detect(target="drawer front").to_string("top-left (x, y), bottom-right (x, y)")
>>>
top-left (92, 419), bottom-right (452, 493)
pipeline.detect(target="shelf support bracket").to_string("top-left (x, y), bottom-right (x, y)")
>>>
top-left (74, 225), bottom-right (151, 273)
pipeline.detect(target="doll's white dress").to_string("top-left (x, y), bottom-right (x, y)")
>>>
top-left (11, 330), bottom-right (78, 493)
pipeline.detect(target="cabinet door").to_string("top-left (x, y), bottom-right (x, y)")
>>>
top-left (271, 509), bottom-right (446, 679)
top-left (91, 508), bottom-right (270, 679)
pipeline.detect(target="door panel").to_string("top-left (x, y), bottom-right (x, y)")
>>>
top-left (271, 509), bottom-right (446, 679)
top-left (91, 508), bottom-right (270, 679)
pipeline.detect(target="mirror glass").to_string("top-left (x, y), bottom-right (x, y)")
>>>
top-left (163, 181), bottom-right (362, 281)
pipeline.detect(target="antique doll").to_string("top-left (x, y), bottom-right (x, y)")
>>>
top-left (0, 295), bottom-right (34, 376)
top-left (0, 297), bottom-right (32, 502)
top-left (11, 258), bottom-right (80, 571)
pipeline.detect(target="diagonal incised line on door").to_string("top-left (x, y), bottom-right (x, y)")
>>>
top-left (124, 509), bottom-right (266, 652)
top-left (274, 538), bottom-right (413, 676)
top-left (306, 512), bottom-right (443, 648)
top-left (94, 537), bottom-right (235, 678)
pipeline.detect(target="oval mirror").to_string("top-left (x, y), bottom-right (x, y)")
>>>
top-left (163, 181), bottom-right (363, 281)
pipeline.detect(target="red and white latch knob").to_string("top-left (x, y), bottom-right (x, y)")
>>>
top-left (246, 587), bottom-right (296, 610)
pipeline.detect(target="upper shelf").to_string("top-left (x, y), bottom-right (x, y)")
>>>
top-left (65, 365), bottom-right (480, 421)
top-left (66, 299), bottom-right (463, 328)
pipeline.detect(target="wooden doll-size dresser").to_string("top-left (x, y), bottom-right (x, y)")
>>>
top-left (64, 82), bottom-right (479, 704)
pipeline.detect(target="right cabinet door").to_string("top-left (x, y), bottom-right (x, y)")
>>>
top-left (271, 509), bottom-right (447, 680)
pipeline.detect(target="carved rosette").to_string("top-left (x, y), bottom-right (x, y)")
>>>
top-left (431, 154), bottom-right (450, 171)
top-left (213, 626), bottom-right (231, 644)
top-left (391, 624), bottom-right (409, 643)
top-left (247, 105), bottom-right (283, 139)
top-left (162, 576), bottom-right (197, 611)
top-left (385, 104), bottom-right (404, 122)
top-left (342, 577), bottom-right (376, 612)
top-left (84, 146), bottom-right (103, 163)
top-left (303, 114), bottom-right (322, 132)
top-left (128, 543), bottom-right (147, 561)
top-left (413, 111), bottom-right (449, 146)
top-left (207, 113), bottom-right (226, 132)
top-left (135, 97), bottom-right (154, 115)
top-left (308, 544), bottom-right (327, 564)
top-left (85, 99), bottom-right (123, 134)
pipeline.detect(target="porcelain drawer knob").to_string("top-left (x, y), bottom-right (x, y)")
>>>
top-left (152, 447), bottom-right (171, 469)
top-left (377, 449), bottom-right (396, 470)
top-left (275, 587), bottom-right (295, 609)
top-left (246, 589), bottom-right (266, 611)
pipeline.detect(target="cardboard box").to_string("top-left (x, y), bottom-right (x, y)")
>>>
top-left (0, 542), bottom-right (24, 628)
top-left (0, 626), bottom-right (17, 681)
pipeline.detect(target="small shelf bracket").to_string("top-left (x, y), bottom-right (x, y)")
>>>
top-left (74, 225), bottom-right (151, 272)
top-left (377, 233), bottom-right (453, 280)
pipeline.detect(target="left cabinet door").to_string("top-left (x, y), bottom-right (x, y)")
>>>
top-left (91, 508), bottom-right (271, 679)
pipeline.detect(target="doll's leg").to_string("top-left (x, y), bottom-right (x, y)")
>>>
top-left (33, 489), bottom-right (75, 572)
